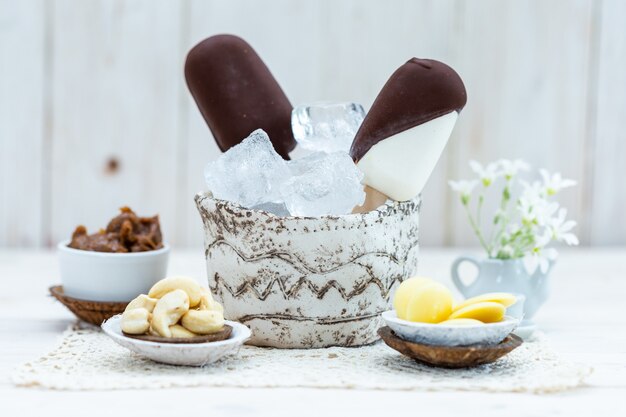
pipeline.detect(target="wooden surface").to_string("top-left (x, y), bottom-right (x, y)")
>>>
top-left (1, 0), bottom-right (626, 248)
top-left (0, 248), bottom-right (624, 416)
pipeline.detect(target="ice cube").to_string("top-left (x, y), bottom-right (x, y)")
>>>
top-left (204, 129), bottom-right (290, 208)
top-left (204, 129), bottom-right (365, 217)
top-left (281, 151), bottom-right (365, 216)
top-left (250, 201), bottom-right (291, 217)
top-left (291, 102), bottom-right (365, 153)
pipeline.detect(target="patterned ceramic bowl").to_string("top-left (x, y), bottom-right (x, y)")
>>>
top-left (195, 192), bottom-right (420, 348)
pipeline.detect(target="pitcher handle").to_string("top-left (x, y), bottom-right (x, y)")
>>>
top-left (451, 256), bottom-right (481, 298)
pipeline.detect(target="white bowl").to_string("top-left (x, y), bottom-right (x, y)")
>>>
top-left (102, 315), bottom-right (251, 366)
top-left (58, 240), bottom-right (170, 302)
top-left (381, 310), bottom-right (519, 347)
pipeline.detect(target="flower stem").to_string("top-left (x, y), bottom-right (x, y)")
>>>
top-left (463, 202), bottom-right (491, 256)
top-left (490, 182), bottom-right (512, 257)
top-left (476, 194), bottom-right (484, 228)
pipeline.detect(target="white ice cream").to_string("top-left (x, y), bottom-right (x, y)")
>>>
top-left (356, 111), bottom-right (458, 201)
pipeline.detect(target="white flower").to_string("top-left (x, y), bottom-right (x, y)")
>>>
top-left (507, 223), bottom-right (521, 235)
top-left (524, 247), bottom-right (557, 274)
top-left (540, 169), bottom-right (576, 196)
top-left (499, 245), bottom-right (515, 258)
top-left (520, 180), bottom-right (546, 201)
top-left (519, 181), bottom-right (559, 225)
top-left (517, 197), bottom-right (559, 225)
top-left (448, 180), bottom-right (478, 195)
top-left (523, 231), bottom-right (557, 274)
top-left (470, 160), bottom-right (501, 187)
top-left (498, 159), bottom-right (530, 180)
top-left (450, 158), bottom-right (577, 263)
top-left (518, 197), bottom-right (533, 223)
top-left (534, 229), bottom-right (552, 248)
top-left (548, 208), bottom-right (579, 245)
top-left (448, 180), bottom-right (478, 204)
top-left (535, 200), bottom-right (559, 226)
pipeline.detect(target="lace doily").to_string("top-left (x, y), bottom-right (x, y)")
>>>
top-left (13, 324), bottom-right (591, 392)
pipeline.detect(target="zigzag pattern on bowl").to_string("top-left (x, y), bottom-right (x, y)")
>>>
top-left (206, 238), bottom-right (419, 301)
top-left (205, 238), bottom-right (412, 273)
top-left (212, 272), bottom-right (403, 301)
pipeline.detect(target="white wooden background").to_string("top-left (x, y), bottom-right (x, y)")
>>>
top-left (1, 0), bottom-right (625, 249)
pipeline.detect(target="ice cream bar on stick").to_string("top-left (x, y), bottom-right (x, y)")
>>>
top-left (185, 34), bottom-right (296, 159)
top-left (350, 58), bottom-right (467, 203)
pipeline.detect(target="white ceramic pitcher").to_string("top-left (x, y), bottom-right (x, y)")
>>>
top-left (451, 256), bottom-right (552, 322)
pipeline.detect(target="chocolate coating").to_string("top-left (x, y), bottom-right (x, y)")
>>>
top-left (350, 58), bottom-right (467, 162)
top-left (185, 35), bottom-right (296, 159)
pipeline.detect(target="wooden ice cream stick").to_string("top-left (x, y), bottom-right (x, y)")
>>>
top-left (352, 185), bottom-right (389, 214)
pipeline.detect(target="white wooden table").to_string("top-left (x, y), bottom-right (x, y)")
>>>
top-left (1, 248), bottom-right (624, 416)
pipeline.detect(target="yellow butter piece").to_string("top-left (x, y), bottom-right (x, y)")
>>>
top-left (448, 301), bottom-right (505, 323)
top-left (404, 282), bottom-right (453, 323)
top-left (438, 318), bottom-right (483, 325)
top-left (453, 292), bottom-right (517, 312)
top-left (393, 277), bottom-right (434, 320)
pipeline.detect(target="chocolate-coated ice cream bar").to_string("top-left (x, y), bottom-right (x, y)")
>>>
top-left (350, 58), bottom-right (467, 201)
top-left (185, 35), bottom-right (296, 159)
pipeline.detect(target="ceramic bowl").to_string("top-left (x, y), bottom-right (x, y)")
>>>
top-left (381, 310), bottom-right (519, 347)
top-left (102, 315), bottom-right (251, 366)
top-left (195, 192), bottom-right (420, 348)
top-left (58, 240), bottom-right (170, 302)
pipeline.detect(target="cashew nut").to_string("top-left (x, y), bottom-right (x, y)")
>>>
top-left (124, 294), bottom-right (158, 313)
top-left (148, 276), bottom-right (203, 307)
top-left (148, 324), bottom-right (197, 338)
top-left (169, 324), bottom-right (197, 338)
top-left (151, 289), bottom-right (190, 337)
top-left (181, 309), bottom-right (225, 335)
top-left (148, 326), bottom-right (160, 337)
top-left (121, 308), bottom-right (151, 334)
top-left (199, 289), bottom-right (224, 314)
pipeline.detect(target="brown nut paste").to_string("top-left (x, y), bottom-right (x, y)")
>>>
top-left (69, 207), bottom-right (164, 253)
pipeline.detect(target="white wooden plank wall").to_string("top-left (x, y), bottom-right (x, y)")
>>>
top-left (0, 0), bottom-right (46, 247)
top-left (0, 0), bottom-right (624, 248)
top-left (589, 0), bottom-right (626, 245)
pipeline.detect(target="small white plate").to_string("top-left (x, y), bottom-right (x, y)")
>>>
top-left (102, 315), bottom-right (251, 366)
top-left (381, 310), bottom-right (519, 347)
